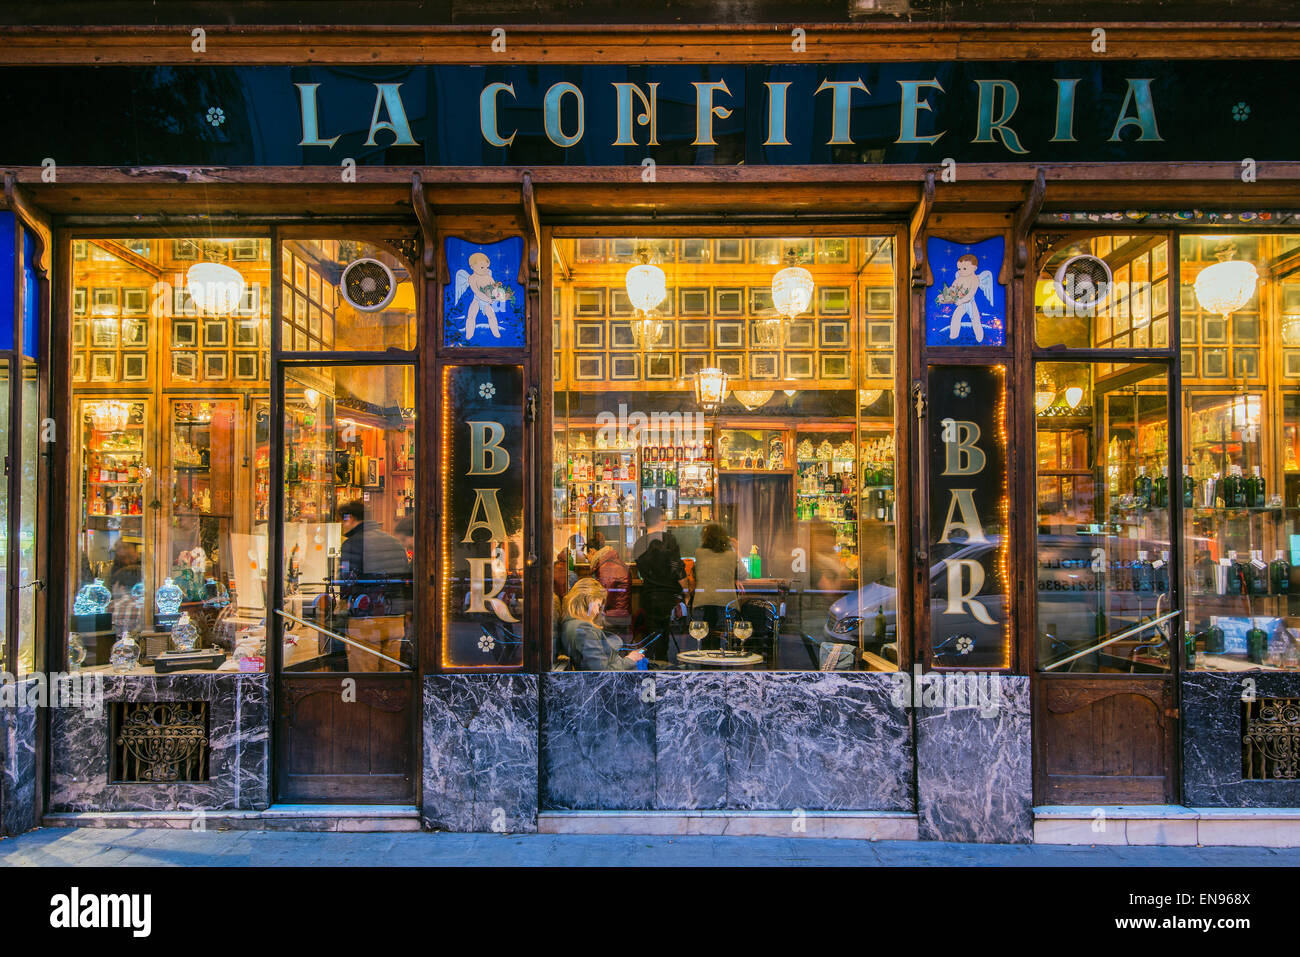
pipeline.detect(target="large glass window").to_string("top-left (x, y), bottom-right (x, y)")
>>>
top-left (1182, 233), bottom-right (1300, 671)
top-left (1034, 362), bottom-right (1174, 673)
top-left (550, 235), bottom-right (898, 671)
top-left (67, 237), bottom-right (271, 673)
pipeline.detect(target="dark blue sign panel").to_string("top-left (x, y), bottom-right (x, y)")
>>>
top-left (0, 62), bottom-right (1294, 166)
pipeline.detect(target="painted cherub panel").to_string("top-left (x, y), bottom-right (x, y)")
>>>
top-left (925, 236), bottom-right (1007, 347)
top-left (443, 236), bottom-right (526, 348)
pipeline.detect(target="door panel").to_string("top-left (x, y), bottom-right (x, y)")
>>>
top-left (277, 677), bottom-right (414, 802)
top-left (1036, 677), bottom-right (1176, 804)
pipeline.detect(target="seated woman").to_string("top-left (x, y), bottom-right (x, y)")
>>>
top-left (560, 578), bottom-right (645, 671)
top-left (691, 523), bottom-right (747, 641)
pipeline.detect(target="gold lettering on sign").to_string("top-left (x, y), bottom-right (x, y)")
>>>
top-left (938, 488), bottom-right (988, 544)
top-left (462, 488), bottom-right (507, 543)
top-left (613, 82), bottom-right (660, 147)
top-left (941, 418), bottom-right (987, 476)
top-left (467, 420), bottom-right (509, 476)
top-left (467, 557), bottom-right (519, 622)
top-left (691, 80), bottom-right (733, 146)
top-left (944, 559), bottom-right (996, 624)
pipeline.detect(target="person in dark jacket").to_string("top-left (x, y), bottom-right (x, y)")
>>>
top-left (632, 507), bottom-right (687, 661)
top-left (334, 500), bottom-right (412, 669)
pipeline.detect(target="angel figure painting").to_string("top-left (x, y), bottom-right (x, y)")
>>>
top-left (443, 236), bottom-right (526, 348)
top-left (926, 236), bottom-right (1007, 347)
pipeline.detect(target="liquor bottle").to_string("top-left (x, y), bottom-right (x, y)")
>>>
top-left (1132, 550), bottom-right (1154, 593)
top-left (1133, 466), bottom-right (1152, 509)
top-left (1154, 550), bottom-right (1170, 594)
top-left (1223, 465), bottom-right (1243, 508)
top-left (1153, 466), bottom-right (1169, 509)
top-left (1204, 620), bottom-right (1225, 654)
top-left (874, 606), bottom-right (887, 644)
top-left (1248, 465), bottom-right (1266, 508)
top-left (1229, 551), bottom-right (1250, 596)
top-left (1249, 550), bottom-right (1269, 596)
top-left (1270, 549), bottom-right (1291, 595)
top-left (1182, 464), bottom-right (1196, 508)
top-left (1185, 627), bottom-right (1197, 670)
top-left (1247, 622), bottom-right (1268, 664)
top-left (287, 448), bottom-right (299, 483)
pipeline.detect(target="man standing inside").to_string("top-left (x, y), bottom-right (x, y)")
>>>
top-left (631, 507), bottom-right (688, 661)
top-left (334, 500), bottom-right (412, 669)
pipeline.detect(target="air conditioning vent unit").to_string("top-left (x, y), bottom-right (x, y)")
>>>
top-left (339, 258), bottom-right (396, 312)
top-left (1054, 254), bottom-right (1112, 313)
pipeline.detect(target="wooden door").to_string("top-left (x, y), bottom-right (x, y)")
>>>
top-left (273, 360), bottom-right (419, 804)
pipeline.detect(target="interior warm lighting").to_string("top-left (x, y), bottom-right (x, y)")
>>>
top-left (1065, 386), bottom-right (1084, 409)
top-left (732, 389), bottom-right (775, 411)
top-left (630, 313), bottom-right (664, 350)
top-left (303, 389), bottom-right (319, 409)
top-left (783, 389), bottom-right (798, 397)
top-left (771, 249), bottom-right (814, 319)
top-left (186, 261), bottom-right (246, 315)
top-left (624, 247), bottom-right (667, 314)
top-left (89, 400), bottom-right (130, 433)
top-left (693, 367), bottom-right (728, 413)
top-left (1284, 316), bottom-right (1300, 345)
top-left (1194, 257), bottom-right (1258, 318)
top-left (858, 389), bottom-right (883, 408)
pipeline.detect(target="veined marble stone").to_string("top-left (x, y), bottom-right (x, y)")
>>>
top-left (0, 677), bottom-right (39, 836)
top-left (540, 670), bottom-right (912, 813)
top-left (423, 674), bottom-right (539, 832)
top-left (1183, 670), bottom-right (1300, 808)
top-left (49, 673), bottom-right (270, 813)
top-left (916, 674), bottom-right (1031, 843)
top-left (541, 672), bottom-right (656, 810)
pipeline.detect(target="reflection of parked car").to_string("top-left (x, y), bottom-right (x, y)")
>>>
top-left (825, 538), bottom-right (1006, 665)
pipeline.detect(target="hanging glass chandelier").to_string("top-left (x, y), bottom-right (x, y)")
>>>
top-left (732, 389), bottom-right (775, 411)
top-left (1194, 245), bottom-right (1258, 318)
top-left (626, 245), bottom-right (667, 350)
top-left (89, 400), bottom-right (130, 433)
top-left (752, 316), bottom-right (785, 348)
top-left (693, 367), bottom-right (728, 413)
top-left (771, 248), bottom-right (814, 320)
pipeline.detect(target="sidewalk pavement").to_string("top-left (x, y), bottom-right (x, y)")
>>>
top-left (2, 827), bottom-right (1299, 866)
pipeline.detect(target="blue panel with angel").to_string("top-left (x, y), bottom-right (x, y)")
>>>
top-left (925, 236), bottom-right (1006, 347)
top-left (443, 236), bottom-right (526, 348)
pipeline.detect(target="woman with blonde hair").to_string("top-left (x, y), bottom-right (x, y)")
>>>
top-left (560, 577), bottom-right (645, 671)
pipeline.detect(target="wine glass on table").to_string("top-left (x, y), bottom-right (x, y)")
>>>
top-left (688, 618), bottom-right (709, 655)
top-left (732, 619), bottom-right (753, 659)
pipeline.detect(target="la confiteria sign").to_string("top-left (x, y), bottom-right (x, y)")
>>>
top-left (295, 74), bottom-right (1162, 153)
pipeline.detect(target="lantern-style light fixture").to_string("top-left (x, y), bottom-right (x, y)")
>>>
top-left (771, 248), bottom-right (814, 320)
top-left (186, 261), bottom-right (246, 316)
top-left (1034, 369), bottom-right (1056, 414)
top-left (732, 389), bottom-right (775, 411)
top-left (858, 389), bottom-right (883, 409)
top-left (693, 367), bottom-right (729, 413)
top-left (89, 400), bottom-right (131, 433)
top-left (1194, 245), bottom-right (1258, 318)
top-left (1065, 386), bottom-right (1085, 409)
top-left (625, 245), bottom-right (667, 314)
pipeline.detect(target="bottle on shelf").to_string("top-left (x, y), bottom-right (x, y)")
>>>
top-left (1185, 627), bottom-right (1197, 670)
top-left (1182, 464), bottom-right (1197, 508)
top-left (1133, 466), bottom-right (1152, 509)
top-left (1247, 465), bottom-right (1266, 508)
top-left (1153, 466), bottom-right (1169, 509)
top-left (1247, 621), bottom-right (1268, 665)
top-left (1203, 619), bottom-right (1226, 655)
top-left (1249, 550), bottom-right (1269, 596)
top-left (1270, 549), bottom-right (1291, 596)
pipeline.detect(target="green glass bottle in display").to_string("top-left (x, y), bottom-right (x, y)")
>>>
top-left (1204, 621), bottom-right (1225, 654)
top-left (1247, 624), bottom-right (1268, 665)
top-left (874, 605), bottom-right (887, 644)
top-left (1270, 550), bottom-right (1291, 595)
top-left (1132, 465), bottom-right (1152, 509)
top-left (1248, 465), bottom-right (1266, 508)
top-left (1184, 628), bottom-right (1197, 670)
top-left (1152, 466), bottom-right (1169, 508)
top-left (1182, 464), bottom-right (1196, 508)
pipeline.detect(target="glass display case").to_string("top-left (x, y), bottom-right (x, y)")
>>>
top-left (795, 425), bottom-right (859, 578)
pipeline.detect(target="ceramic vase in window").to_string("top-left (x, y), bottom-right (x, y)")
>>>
top-left (171, 612), bottom-right (200, 652)
top-left (156, 577), bottom-right (183, 616)
top-left (73, 578), bottom-right (111, 615)
top-left (110, 631), bottom-right (140, 674)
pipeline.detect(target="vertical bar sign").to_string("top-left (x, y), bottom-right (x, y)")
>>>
top-left (927, 365), bottom-right (1010, 668)
top-left (441, 365), bottom-right (525, 667)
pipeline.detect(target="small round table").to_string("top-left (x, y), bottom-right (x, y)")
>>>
top-left (675, 650), bottom-right (765, 669)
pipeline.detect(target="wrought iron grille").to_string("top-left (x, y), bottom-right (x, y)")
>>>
top-left (1242, 697), bottom-right (1300, 780)
top-left (110, 701), bottom-right (211, 783)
